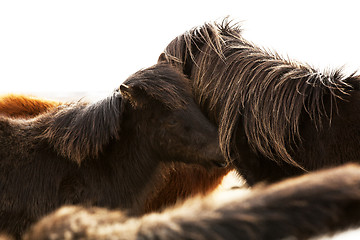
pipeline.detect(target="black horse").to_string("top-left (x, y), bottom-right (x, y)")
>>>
top-left (0, 63), bottom-right (226, 238)
top-left (159, 20), bottom-right (360, 185)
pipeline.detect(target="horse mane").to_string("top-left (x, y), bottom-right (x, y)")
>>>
top-left (39, 92), bottom-right (124, 164)
top-left (162, 19), bottom-right (357, 168)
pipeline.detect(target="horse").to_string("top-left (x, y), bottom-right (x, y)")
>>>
top-left (159, 19), bottom-right (360, 185)
top-left (0, 95), bottom-right (230, 214)
top-left (23, 163), bottom-right (360, 240)
top-left (0, 94), bottom-right (61, 118)
top-left (0, 63), bottom-right (227, 239)
top-left (15, 20), bottom-right (360, 240)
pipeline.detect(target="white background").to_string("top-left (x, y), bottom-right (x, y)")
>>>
top-left (1, 0), bottom-right (360, 98)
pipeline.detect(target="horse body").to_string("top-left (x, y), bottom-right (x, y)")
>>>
top-left (0, 63), bottom-right (226, 238)
top-left (296, 90), bottom-right (360, 167)
top-left (0, 94), bottom-right (230, 214)
top-left (23, 163), bottom-right (360, 240)
top-left (160, 21), bottom-right (360, 184)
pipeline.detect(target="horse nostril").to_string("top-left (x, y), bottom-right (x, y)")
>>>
top-left (213, 160), bottom-right (228, 168)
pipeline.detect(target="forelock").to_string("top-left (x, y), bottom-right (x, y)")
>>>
top-left (123, 64), bottom-right (192, 109)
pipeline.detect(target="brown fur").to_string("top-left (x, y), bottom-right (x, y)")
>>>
top-left (0, 95), bottom-right (230, 214)
top-left (143, 163), bottom-right (229, 212)
top-left (160, 19), bottom-right (360, 184)
top-left (0, 94), bottom-right (60, 118)
top-left (0, 63), bottom-right (226, 238)
top-left (24, 164), bottom-right (360, 240)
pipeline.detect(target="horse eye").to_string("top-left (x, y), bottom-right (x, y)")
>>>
top-left (166, 119), bottom-right (178, 127)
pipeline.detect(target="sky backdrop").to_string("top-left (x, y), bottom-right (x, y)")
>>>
top-left (1, 0), bottom-right (360, 98)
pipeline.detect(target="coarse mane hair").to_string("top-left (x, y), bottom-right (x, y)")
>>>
top-left (160, 19), bottom-right (359, 173)
top-left (38, 93), bottom-right (123, 164)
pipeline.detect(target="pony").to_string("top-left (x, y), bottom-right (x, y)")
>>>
top-left (0, 63), bottom-right (227, 239)
top-left (0, 95), bottom-right (230, 214)
top-left (159, 20), bottom-right (360, 185)
top-left (23, 163), bottom-right (360, 240)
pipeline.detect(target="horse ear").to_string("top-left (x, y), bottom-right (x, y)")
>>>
top-left (119, 84), bottom-right (147, 108)
top-left (158, 53), bottom-right (168, 63)
top-left (120, 84), bottom-right (133, 100)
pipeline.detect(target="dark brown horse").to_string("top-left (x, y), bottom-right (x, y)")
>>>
top-left (24, 163), bottom-right (360, 240)
top-left (0, 95), bottom-right (230, 214)
top-left (0, 63), bottom-right (226, 238)
top-left (159, 20), bottom-right (360, 185)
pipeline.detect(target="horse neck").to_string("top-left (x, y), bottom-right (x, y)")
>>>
top-left (92, 123), bottom-right (165, 214)
top-left (190, 35), bottom-right (350, 167)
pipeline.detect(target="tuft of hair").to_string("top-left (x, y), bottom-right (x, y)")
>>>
top-left (161, 19), bottom-right (357, 169)
top-left (39, 93), bottom-right (123, 164)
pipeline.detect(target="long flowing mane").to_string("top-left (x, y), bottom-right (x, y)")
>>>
top-left (161, 20), bottom-right (357, 169)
